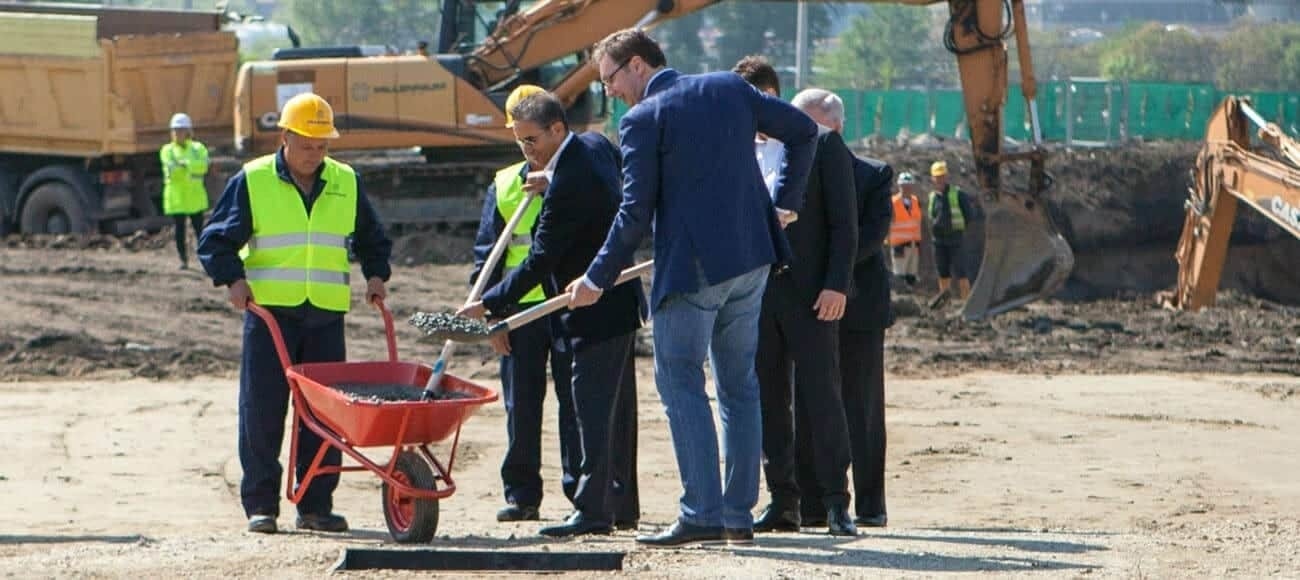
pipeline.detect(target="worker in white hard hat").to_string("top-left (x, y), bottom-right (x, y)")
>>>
top-left (196, 93), bottom-right (392, 536)
top-left (888, 171), bottom-right (923, 287)
top-left (160, 112), bottom-right (209, 269)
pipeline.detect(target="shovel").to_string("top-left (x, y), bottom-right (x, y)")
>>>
top-left (412, 260), bottom-right (653, 343)
top-left (420, 178), bottom-right (542, 400)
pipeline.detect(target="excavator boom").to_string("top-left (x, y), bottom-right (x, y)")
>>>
top-left (1163, 96), bottom-right (1300, 311)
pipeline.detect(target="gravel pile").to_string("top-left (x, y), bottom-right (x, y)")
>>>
top-left (330, 382), bottom-right (475, 402)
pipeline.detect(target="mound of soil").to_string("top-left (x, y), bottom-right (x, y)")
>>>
top-left (0, 331), bottom-right (237, 380)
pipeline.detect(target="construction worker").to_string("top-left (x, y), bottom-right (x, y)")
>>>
top-left (161, 112), bottom-right (210, 269)
top-left (889, 172), bottom-right (923, 287)
top-left (197, 92), bottom-right (392, 535)
top-left (471, 84), bottom-right (579, 525)
top-left (928, 160), bottom-right (977, 299)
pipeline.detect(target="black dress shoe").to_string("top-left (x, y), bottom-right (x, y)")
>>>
top-left (538, 511), bottom-right (612, 538)
top-left (826, 507), bottom-right (858, 537)
top-left (614, 519), bottom-right (639, 531)
top-left (635, 521), bottom-right (724, 547)
top-left (753, 504), bottom-right (801, 533)
top-left (496, 504), bottom-right (540, 522)
top-left (723, 527), bottom-right (754, 546)
top-left (855, 513), bottom-right (888, 527)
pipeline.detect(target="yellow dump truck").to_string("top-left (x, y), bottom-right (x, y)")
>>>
top-left (0, 3), bottom-right (238, 235)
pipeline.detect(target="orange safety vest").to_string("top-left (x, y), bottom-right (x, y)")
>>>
top-left (889, 193), bottom-right (923, 245)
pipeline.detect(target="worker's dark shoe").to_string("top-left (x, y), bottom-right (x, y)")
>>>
top-left (296, 512), bottom-right (349, 533)
top-left (753, 504), bottom-right (801, 533)
top-left (246, 515), bottom-right (277, 534)
top-left (496, 504), bottom-right (540, 522)
top-left (635, 521), bottom-right (724, 547)
top-left (827, 507), bottom-right (858, 537)
top-left (723, 527), bottom-right (754, 546)
top-left (855, 513), bottom-right (888, 528)
top-left (538, 511), bottom-right (612, 538)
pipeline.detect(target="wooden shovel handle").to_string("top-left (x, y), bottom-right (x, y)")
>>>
top-left (491, 260), bottom-right (654, 335)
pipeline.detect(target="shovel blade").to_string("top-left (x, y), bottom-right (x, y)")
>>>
top-left (962, 191), bottom-right (1074, 320)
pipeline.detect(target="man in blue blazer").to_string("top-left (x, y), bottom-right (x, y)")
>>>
top-left (462, 92), bottom-right (644, 538)
top-left (567, 29), bottom-right (818, 547)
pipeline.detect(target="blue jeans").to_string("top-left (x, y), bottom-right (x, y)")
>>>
top-left (652, 264), bottom-right (769, 529)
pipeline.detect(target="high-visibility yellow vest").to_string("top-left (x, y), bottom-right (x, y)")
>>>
top-left (493, 162), bottom-right (546, 304)
top-left (889, 193), bottom-right (923, 245)
top-left (928, 184), bottom-right (966, 234)
top-left (240, 154), bottom-right (357, 312)
top-left (160, 140), bottom-right (210, 215)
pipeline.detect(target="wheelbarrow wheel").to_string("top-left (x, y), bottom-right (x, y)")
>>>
top-left (382, 450), bottom-right (440, 543)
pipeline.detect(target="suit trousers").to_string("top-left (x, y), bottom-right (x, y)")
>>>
top-left (238, 310), bottom-right (344, 518)
top-left (756, 278), bottom-right (852, 511)
top-left (566, 332), bottom-right (637, 523)
top-left (498, 313), bottom-right (575, 509)
top-left (799, 325), bottom-right (887, 518)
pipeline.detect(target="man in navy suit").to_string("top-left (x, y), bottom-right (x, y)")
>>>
top-left (567, 29), bottom-right (818, 547)
top-left (789, 90), bottom-right (895, 530)
top-left (461, 91), bottom-right (644, 538)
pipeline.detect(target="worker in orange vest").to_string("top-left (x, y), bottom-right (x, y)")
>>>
top-left (888, 172), bottom-right (923, 287)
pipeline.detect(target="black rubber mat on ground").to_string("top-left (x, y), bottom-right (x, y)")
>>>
top-left (332, 548), bottom-right (625, 571)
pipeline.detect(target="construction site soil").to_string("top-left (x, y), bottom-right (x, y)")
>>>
top-left (2, 141), bottom-right (1298, 578)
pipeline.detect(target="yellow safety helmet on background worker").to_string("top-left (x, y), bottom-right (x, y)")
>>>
top-left (277, 92), bottom-right (340, 139)
top-left (504, 84), bottom-right (546, 128)
top-left (930, 161), bottom-right (948, 177)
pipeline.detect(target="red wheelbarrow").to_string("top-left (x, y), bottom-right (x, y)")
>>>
top-left (247, 299), bottom-right (498, 543)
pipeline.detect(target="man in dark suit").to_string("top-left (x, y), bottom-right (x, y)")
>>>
top-left (746, 82), bottom-right (859, 538)
top-left (460, 91), bottom-right (643, 538)
top-left (568, 29), bottom-right (818, 547)
top-left (790, 89), bottom-right (895, 529)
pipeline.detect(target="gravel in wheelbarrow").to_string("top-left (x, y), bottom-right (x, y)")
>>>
top-left (332, 382), bottom-right (474, 403)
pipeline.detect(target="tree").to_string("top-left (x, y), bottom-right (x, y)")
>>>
top-left (708, 1), bottom-right (833, 81)
top-left (1098, 23), bottom-right (1217, 83)
top-left (1216, 21), bottom-right (1300, 91)
top-left (274, 0), bottom-right (443, 52)
top-left (813, 5), bottom-right (949, 90)
top-left (651, 11), bottom-right (707, 73)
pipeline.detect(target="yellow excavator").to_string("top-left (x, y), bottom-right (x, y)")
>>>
top-left (1161, 96), bottom-right (1300, 311)
top-left (233, 0), bottom-right (1073, 319)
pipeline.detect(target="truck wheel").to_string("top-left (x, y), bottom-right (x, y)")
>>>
top-left (381, 450), bottom-right (440, 543)
top-left (20, 182), bottom-right (89, 234)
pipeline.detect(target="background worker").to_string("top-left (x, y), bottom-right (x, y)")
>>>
top-left (889, 172), bottom-right (923, 287)
top-left (735, 74), bottom-right (858, 537)
top-left (461, 91), bottom-right (644, 538)
top-left (928, 160), bottom-right (978, 300)
top-left (161, 112), bottom-right (210, 270)
top-left (789, 90), bottom-right (896, 529)
top-left (471, 84), bottom-right (578, 525)
top-left (572, 29), bottom-right (817, 548)
top-left (197, 92), bottom-right (392, 535)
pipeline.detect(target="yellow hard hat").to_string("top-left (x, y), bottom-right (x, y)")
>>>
top-left (277, 92), bottom-right (339, 139)
top-left (505, 84), bottom-right (546, 128)
top-left (930, 160), bottom-right (948, 177)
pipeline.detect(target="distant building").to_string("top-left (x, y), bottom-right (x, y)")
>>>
top-left (1023, 0), bottom-right (1246, 30)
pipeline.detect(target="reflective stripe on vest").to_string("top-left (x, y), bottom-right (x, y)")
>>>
top-left (241, 154), bottom-right (358, 312)
top-left (493, 162), bottom-right (546, 303)
top-left (160, 140), bottom-right (210, 216)
top-left (927, 185), bottom-right (966, 233)
top-left (889, 194), bottom-right (923, 245)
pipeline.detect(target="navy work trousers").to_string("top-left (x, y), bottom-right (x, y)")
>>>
top-left (238, 308), bottom-right (344, 518)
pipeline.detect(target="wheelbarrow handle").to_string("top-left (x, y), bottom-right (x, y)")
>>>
top-left (246, 296), bottom-right (397, 373)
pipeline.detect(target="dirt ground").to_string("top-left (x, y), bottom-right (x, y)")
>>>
top-left (2, 242), bottom-right (1298, 578)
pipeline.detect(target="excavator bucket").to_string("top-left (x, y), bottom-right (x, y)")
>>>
top-left (961, 190), bottom-right (1074, 320)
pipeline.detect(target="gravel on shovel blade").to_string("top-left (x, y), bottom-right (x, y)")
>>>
top-left (330, 382), bottom-right (475, 403)
top-left (408, 311), bottom-right (490, 337)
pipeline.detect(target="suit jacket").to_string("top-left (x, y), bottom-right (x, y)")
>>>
top-left (584, 69), bottom-right (819, 309)
top-left (770, 128), bottom-right (858, 306)
top-left (842, 154), bottom-right (895, 332)
top-left (482, 132), bottom-right (644, 350)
